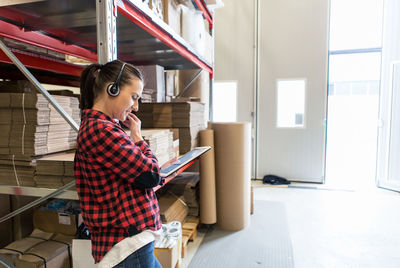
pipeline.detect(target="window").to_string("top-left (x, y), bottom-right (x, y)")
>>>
top-left (212, 81), bottom-right (237, 122)
top-left (277, 79), bottom-right (306, 128)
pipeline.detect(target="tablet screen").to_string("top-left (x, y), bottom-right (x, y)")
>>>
top-left (160, 146), bottom-right (211, 177)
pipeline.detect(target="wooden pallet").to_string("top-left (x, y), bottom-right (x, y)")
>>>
top-left (181, 216), bottom-right (200, 258)
top-left (181, 235), bottom-right (190, 258)
top-left (182, 222), bottom-right (197, 241)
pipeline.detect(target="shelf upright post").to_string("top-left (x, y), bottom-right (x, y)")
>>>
top-left (209, 24), bottom-right (214, 121)
top-left (96, 0), bottom-right (118, 63)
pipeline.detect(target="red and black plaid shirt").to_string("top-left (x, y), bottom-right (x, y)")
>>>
top-left (74, 109), bottom-right (162, 263)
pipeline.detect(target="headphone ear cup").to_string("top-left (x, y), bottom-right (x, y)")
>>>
top-left (107, 83), bottom-right (120, 97)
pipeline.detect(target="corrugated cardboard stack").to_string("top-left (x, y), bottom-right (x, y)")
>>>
top-left (142, 129), bottom-right (176, 167)
top-left (0, 93), bottom-right (79, 156)
top-left (137, 102), bottom-right (205, 154)
top-left (173, 102), bottom-right (205, 153)
top-left (160, 172), bottom-right (200, 216)
top-left (153, 103), bottom-right (173, 127)
top-left (0, 154), bottom-right (36, 186)
top-left (34, 152), bottom-right (75, 188)
top-left (138, 103), bottom-right (173, 128)
top-left (157, 192), bottom-right (188, 224)
top-left (0, 92), bottom-right (80, 187)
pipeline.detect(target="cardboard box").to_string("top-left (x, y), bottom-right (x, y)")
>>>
top-left (0, 237), bottom-right (44, 266)
top-left (33, 209), bottom-right (82, 236)
top-left (15, 240), bottom-right (71, 268)
top-left (165, 70), bottom-right (177, 97)
top-left (0, 230), bottom-right (72, 268)
top-left (154, 235), bottom-right (181, 268)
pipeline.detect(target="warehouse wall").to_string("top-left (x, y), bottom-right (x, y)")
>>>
top-left (214, 0), bottom-right (256, 177)
top-left (214, 0), bottom-right (255, 124)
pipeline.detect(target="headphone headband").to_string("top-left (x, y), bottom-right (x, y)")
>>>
top-left (107, 63), bottom-right (126, 97)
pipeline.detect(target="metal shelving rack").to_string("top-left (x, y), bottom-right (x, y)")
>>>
top-left (0, 0), bottom-right (214, 220)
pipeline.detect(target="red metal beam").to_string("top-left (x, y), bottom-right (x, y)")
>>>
top-left (0, 19), bottom-right (97, 62)
top-left (0, 49), bottom-right (84, 77)
top-left (153, 159), bottom-right (198, 192)
top-left (193, 0), bottom-right (213, 29)
top-left (118, 1), bottom-right (213, 76)
top-left (0, 68), bottom-right (80, 87)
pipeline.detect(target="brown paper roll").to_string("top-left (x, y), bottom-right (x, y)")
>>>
top-left (199, 129), bottom-right (217, 224)
top-left (210, 122), bottom-right (251, 231)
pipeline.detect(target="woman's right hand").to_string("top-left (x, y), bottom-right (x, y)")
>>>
top-left (124, 113), bottom-right (143, 142)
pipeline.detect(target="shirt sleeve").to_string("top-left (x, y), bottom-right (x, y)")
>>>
top-left (95, 124), bottom-right (162, 188)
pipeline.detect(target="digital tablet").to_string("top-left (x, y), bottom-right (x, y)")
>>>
top-left (160, 146), bottom-right (211, 177)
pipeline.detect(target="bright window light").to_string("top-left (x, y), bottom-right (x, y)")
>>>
top-left (212, 81), bottom-right (237, 122)
top-left (277, 79), bottom-right (306, 128)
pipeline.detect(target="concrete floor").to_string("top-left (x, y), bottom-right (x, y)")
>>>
top-left (253, 182), bottom-right (400, 268)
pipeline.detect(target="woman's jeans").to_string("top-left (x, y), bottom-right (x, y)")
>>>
top-left (113, 242), bottom-right (161, 268)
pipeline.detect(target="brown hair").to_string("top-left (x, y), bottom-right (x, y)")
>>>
top-left (79, 60), bottom-right (143, 109)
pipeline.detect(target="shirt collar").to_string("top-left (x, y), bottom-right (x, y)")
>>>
top-left (82, 109), bottom-right (119, 125)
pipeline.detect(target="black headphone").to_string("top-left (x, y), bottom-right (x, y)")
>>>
top-left (106, 63), bottom-right (126, 97)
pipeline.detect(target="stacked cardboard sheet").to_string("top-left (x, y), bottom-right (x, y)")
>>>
top-left (160, 172), bottom-right (200, 216)
top-left (137, 102), bottom-right (206, 153)
top-left (34, 152), bottom-right (75, 189)
top-left (142, 129), bottom-right (176, 167)
top-left (178, 124), bottom-right (204, 154)
top-left (157, 192), bottom-right (188, 223)
top-left (0, 93), bottom-right (80, 156)
top-left (137, 103), bottom-right (173, 128)
top-left (172, 102), bottom-right (205, 128)
top-left (0, 154), bottom-right (36, 186)
top-left (173, 102), bottom-right (205, 153)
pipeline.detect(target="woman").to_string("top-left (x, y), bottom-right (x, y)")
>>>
top-left (74, 60), bottom-right (163, 268)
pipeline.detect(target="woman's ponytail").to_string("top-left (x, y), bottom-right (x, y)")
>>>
top-left (80, 63), bottom-right (101, 109)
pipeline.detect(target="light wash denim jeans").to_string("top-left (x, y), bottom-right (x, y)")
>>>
top-left (113, 242), bottom-right (161, 268)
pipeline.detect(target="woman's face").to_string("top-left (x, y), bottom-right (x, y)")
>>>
top-left (108, 78), bottom-right (143, 121)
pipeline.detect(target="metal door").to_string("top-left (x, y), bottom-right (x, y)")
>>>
top-left (376, 0), bottom-right (400, 191)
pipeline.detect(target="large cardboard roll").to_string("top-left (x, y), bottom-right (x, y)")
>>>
top-left (210, 122), bottom-right (251, 231)
top-left (199, 129), bottom-right (217, 224)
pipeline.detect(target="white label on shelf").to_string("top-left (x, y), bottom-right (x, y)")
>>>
top-left (58, 213), bottom-right (71, 225)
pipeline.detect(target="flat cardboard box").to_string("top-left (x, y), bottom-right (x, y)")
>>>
top-left (15, 240), bottom-right (71, 268)
top-left (0, 229), bottom-right (54, 266)
top-left (33, 210), bottom-right (82, 236)
top-left (0, 237), bottom-right (44, 266)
